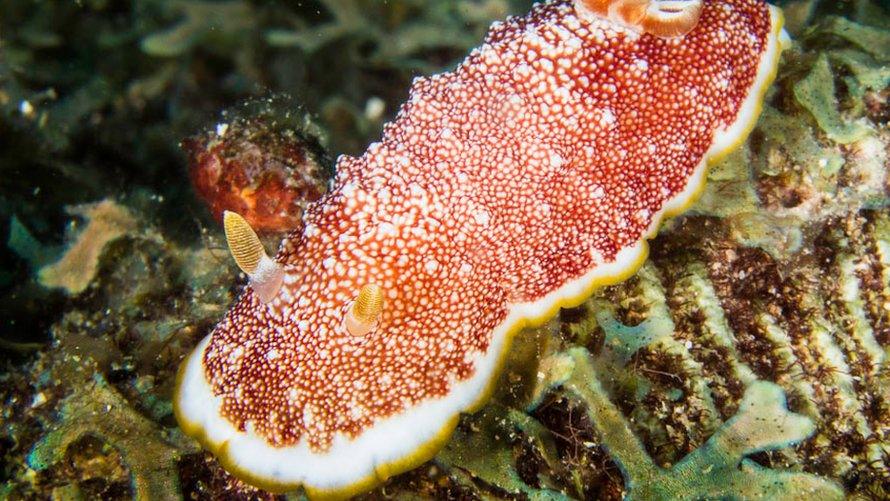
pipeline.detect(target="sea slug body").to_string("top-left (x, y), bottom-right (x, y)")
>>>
top-left (175, 0), bottom-right (786, 498)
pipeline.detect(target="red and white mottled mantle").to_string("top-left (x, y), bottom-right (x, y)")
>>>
top-left (176, 0), bottom-right (785, 497)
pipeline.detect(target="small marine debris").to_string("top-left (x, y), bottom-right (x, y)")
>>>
top-left (37, 200), bottom-right (137, 295)
top-left (184, 100), bottom-right (329, 232)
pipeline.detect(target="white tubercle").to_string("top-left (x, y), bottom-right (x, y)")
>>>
top-left (343, 284), bottom-right (384, 337)
top-left (250, 254), bottom-right (284, 303)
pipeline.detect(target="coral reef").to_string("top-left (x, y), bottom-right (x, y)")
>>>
top-left (0, 0), bottom-right (888, 500)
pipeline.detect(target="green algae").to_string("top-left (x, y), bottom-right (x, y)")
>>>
top-left (829, 49), bottom-right (890, 98)
top-left (263, 0), bottom-right (372, 54)
top-left (755, 105), bottom-right (846, 180)
top-left (7, 215), bottom-right (60, 270)
top-left (525, 233), bottom-right (884, 498)
top-left (141, 1), bottom-right (256, 57)
top-left (728, 213), bottom-right (804, 260)
top-left (0, 198), bottom-right (240, 497)
top-left (262, 0), bottom-right (508, 71)
top-left (596, 304), bottom-right (674, 367)
top-left (437, 405), bottom-right (571, 500)
top-left (794, 54), bottom-right (871, 144)
top-left (557, 348), bottom-right (845, 501)
top-left (692, 146), bottom-right (760, 219)
top-left (27, 374), bottom-right (188, 500)
top-left (820, 16), bottom-right (890, 59)
top-left (692, 133), bottom-right (805, 260)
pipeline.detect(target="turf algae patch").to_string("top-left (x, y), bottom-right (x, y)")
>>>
top-left (819, 16), bottom-right (890, 60)
top-left (523, 213), bottom-right (890, 499)
top-left (794, 54), bottom-right (872, 144)
top-left (557, 348), bottom-right (845, 501)
top-left (436, 404), bottom-right (572, 500)
top-left (790, 15), bottom-right (889, 146)
top-left (27, 375), bottom-right (184, 500)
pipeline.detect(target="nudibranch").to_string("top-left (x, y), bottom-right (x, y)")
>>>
top-left (175, 0), bottom-right (786, 497)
